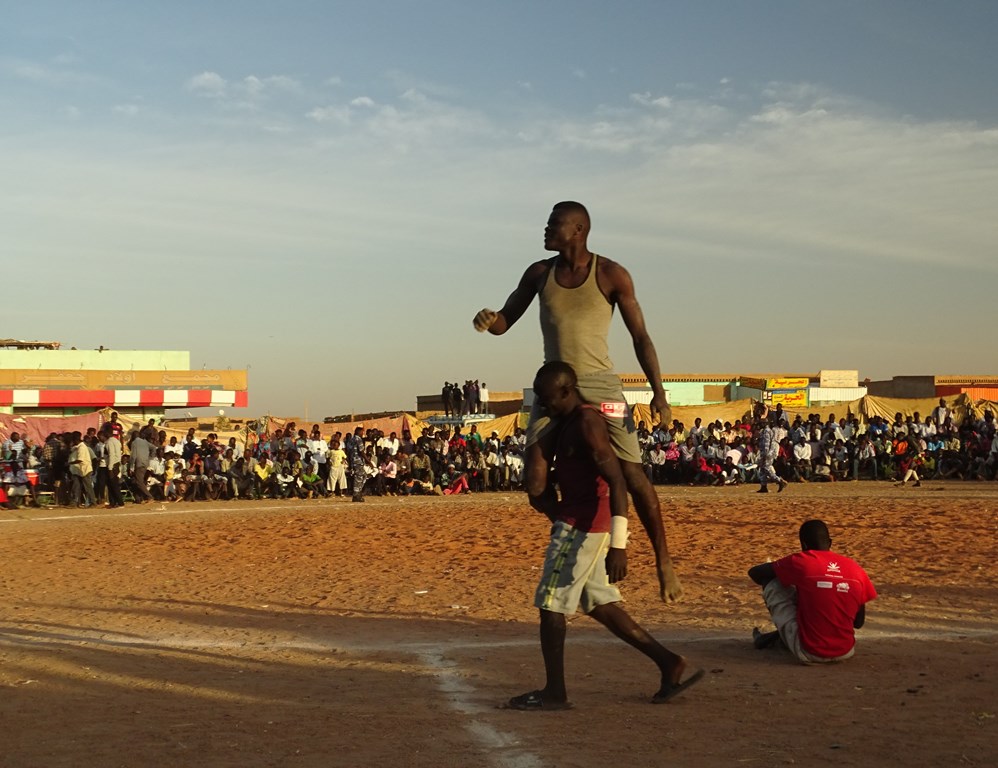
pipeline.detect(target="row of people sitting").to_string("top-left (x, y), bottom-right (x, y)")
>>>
top-left (635, 405), bottom-right (998, 485)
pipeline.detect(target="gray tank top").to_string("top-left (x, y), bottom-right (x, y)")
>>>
top-left (539, 254), bottom-right (614, 376)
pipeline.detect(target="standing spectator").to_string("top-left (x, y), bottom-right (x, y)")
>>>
top-left (479, 381), bottom-right (490, 415)
top-left (441, 382), bottom-right (453, 418)
top-left (100, 426), bottom-right (124, 508)
top-left (2, 432), bottom-right (25, 461)
top-left (344, 427), bottom-right (367, 502)
top-left (469, 380), bottom-right (481, 415)
top-left (755, 414), bottom-right (786, 493)
top-left (68, 431), bottom-right (96, 508)
top-left (327, 437), bottom-right (348, 496)
top-left (931, 399), bottom-right (949, 428)
top-left (130, 427), bottom-right (156, 503)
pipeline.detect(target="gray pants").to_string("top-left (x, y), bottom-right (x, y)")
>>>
top-left (71, 472), bottom-right (96, 507)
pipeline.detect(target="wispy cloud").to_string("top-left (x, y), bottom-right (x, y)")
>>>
top-left (630, 92), bottom-right (672, 108)
top-left (186, 70), bottom-right (227, 97)
top-left (306, 105), bottom-right (352, 125)
top-left (2, 56), bottom-right (101, 88)
top-left (239, 74), bottom-right (302, 99)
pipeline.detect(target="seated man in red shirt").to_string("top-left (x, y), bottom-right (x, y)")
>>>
top-left (748, 519), bottom-right (876, 663)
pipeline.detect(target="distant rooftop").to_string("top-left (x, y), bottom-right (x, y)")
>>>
top-left (0, 339), bottom-right (61, 350)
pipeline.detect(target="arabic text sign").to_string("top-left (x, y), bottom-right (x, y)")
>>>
top-left (0, 369), bottom-right (247, 390)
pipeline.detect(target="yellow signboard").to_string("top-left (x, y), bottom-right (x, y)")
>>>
top-left (770, 390), bottom-right (809, 408)
top-left (766, 377), bottom-right (810, 390)
top-left (0, 369), bottom-right (247, 390)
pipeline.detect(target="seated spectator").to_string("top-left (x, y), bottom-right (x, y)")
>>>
top-left (254, 456), bottom-right (277, 498)
top-left (720, 455), bottom-right (741, 485)
top-left (789, 437), bottom-right (813, 482)
top-left (502, 446), bottom-right (524, 490)
top-left (201, 467), bottom-right (225, 500)
top-left (829, 439), bottom-right (851, 480)
top-left (229, 457), bottom-right (255, 499)
top-left (379, 451), bottom-right (399, 495)
top-left (896, 432), bottom-right (924, 487)
top-left (410, 446), bottom-right (434, 487)
top-left (679, 437), bottom-right (698, 483)
top-left (811, 454), bottom-right (834, 482)
top-left (740, 441), bottom-right (760, 483)
top-left (438, 463), bottom-right (470, 495)
top-left (300, 466), bottom-right (326, 498)
top-left (160, 455), bottom-right (178, 501)
top-left (362, 446), bottom-right (381, 495)
top-left (179, 468), bottom-right (201, 502)
top-left (483, 445), bottom-right (502, 491)
top-left (648, 443), bottom-right (668, 484)
top-left (692, 452), bottom-right (721, 486)
top-left (938, 434), bottom-right (967, 479)
top-left (2, 461), bottom-right (33, 507)
top-left (399, 476), bottom-right (435, 495)
top-left (467, 448), bottom-right (488, 492)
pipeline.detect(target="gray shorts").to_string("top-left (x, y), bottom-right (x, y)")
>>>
top-left (763, 580), bottom-right (855, 664)
top-left (534, 520), bottom-right (622, 615)
top-left (526, 371), bottom-right (641, 464)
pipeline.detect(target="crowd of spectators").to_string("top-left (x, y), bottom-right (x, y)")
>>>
top-left (0, 413), bottom-right (528, 509)
top-left (634, 399), bottom-right (998, 487)
top-left (4, 398), bottom-right (996, 508)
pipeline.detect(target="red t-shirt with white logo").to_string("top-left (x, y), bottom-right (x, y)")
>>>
top-left (773, 549), bottom-right (877, 658)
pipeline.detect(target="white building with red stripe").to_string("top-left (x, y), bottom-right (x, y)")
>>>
top-left (0, 344), bottom-right (248, 418)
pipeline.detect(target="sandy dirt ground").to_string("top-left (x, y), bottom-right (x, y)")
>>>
top-left (1, 482), bottom-right (995, 768)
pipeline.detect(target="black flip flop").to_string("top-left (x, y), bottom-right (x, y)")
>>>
top-left (652, 668), bottom-right (705, 704)
top-left (503, 690), bottom-right (574, 711)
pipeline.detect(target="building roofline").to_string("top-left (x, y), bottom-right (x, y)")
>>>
top-left (618, 373), bottom-right (819, 385)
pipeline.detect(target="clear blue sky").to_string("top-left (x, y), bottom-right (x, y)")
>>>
top-left (5, 1), bottom-right (997, 417)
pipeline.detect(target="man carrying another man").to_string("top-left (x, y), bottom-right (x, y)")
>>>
top-left (506, 362), bottom-right (702, 710)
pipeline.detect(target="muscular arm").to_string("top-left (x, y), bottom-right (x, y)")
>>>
top-left (579, 409), bottom-right (629, 583)
top-left (474, 261), bottom-right (548, 335)
top-left (579, 409), bottom-right (629, 520)
top-left (603, 261), bottom-right (667, 418)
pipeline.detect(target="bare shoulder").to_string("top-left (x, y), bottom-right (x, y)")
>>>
top-left (595, 255), bottom-right (635, 299)
top-left (519, 257), bottom-right (555, 292)
top-left (523, 258), bottom-right (553, 279)
top-left (577, 405), bottom-right (611, 437)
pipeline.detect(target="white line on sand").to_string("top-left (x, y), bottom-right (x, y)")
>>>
top-left (417, 650), bottom-right (544, 768)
